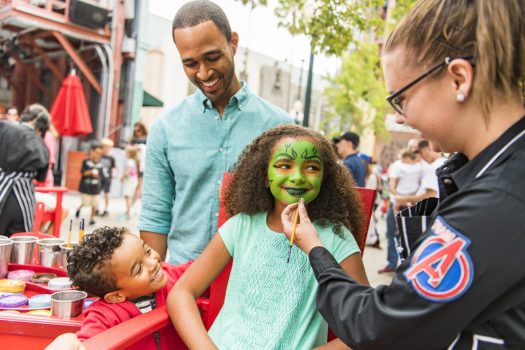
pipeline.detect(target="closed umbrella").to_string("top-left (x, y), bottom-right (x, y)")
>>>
top-left (50, 70), bottom-right (92, 136)
top-left (50, 70), bottom-right (93, 185)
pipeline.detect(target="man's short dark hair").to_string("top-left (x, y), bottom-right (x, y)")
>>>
top-left (417, 139), bottom-right (430, 151)
top-left (334, 131), bottom-right (360, 148)
top-left (67, 227), bottom-right (127, 297)
top-left (20, 103), bottom-right (50, 137)
top-left (172, 0), bottom-right (232, 43)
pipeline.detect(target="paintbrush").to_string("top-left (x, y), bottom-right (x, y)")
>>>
top-left (79, 218), bottom-right (85, 242)
top-left (287, 206), bottom-right (300, 263)
top-left (67, 219), bottom-right (72, 248)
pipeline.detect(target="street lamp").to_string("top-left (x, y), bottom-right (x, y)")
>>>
top-left (301, 0), bottom-right (321, 127)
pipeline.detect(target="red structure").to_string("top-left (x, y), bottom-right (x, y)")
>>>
top-left (0, 0), bottom-right (128, 143)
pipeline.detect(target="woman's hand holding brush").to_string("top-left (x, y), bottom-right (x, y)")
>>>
top-left (281, 198), bottom-right (323, 255)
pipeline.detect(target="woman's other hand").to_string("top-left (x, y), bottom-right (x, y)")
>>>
top-left (45, 333), bottom-right (85, 350)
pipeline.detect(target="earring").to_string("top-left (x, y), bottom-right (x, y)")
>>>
top-left (456, 92), bottom-right (466, 103)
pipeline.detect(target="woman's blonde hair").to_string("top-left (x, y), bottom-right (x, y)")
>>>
top-left (384, 0), bottom-right (525, 122)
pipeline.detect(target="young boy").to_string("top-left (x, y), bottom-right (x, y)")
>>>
top-left (47, 226), bottom-right (190, 350)
top-left (75, 143), bottom-right (103, 225)
top-left (98, 138), bottom-right (116, 217)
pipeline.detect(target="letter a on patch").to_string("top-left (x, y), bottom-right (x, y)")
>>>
top-left (404, 216), bottom-right (474, 302)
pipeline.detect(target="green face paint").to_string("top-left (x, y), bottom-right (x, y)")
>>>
top-left (267, 139), bottom-right (323, 205)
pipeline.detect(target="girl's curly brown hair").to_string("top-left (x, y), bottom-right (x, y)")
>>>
top-left (225, 124), bottom-right (364, 241)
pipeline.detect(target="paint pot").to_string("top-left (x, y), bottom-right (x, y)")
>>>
top-left (51, 290), bottom-right (87, 318)
top-left (37, 238), bottom-right (65, 267)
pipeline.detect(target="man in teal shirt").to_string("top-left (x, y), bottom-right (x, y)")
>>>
top-left (139, 0), bottom-right (291, 264)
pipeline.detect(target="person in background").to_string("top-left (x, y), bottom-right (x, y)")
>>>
top-left (333, 131), bottom-right (366, 187)
top-left (5, 106), bottom-right (19, 124)
top-left (0, 104), bottom-right (49, 236)
top-left (98, 138), bottom-right (116, 217)
top-left (379, 148), bottom-right (423, 273)
top-left (139, 0), bottom-right (292, 264)
top-left (121, 145), bottom-right (139, 221)
top-left (34, 116), bottom-right (69, 234)
top-left (284, 0), bottom-right (525, 348)
top-left (130, 121), bottom-right (147, 210)
top-left (75, 143), bottom-right (103, 226)
top-left (395, 139), bottom-right (447, 208)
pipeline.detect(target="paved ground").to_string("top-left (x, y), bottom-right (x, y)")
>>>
top-left (57, 193), bottom-right (394, 287)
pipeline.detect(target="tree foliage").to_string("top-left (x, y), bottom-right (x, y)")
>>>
top-left (237, 0), bottom-right (387, 55)
top-left (235, 0), bottom-right (420, 137)
top-left (322, 42), bottom-right (388, 137)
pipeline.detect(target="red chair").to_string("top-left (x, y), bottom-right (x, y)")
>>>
top-left (35, 186), bottom-right (68, 237)
top-left (83, 173), bottom-right (376, 349)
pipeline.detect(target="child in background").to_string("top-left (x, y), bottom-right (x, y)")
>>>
top-left (44, 226), bottom-right (191, 350)
top-left (98, 138), bottom-right (116, 217)
top-left (168, 124), bottom-right (369, 350)
top-left (75, 143), bottom-right (103, 225)
top-left (121, 145), bottom-right (139, 220)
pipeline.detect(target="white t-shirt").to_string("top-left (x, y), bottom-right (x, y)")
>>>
top-left (389, 160), bottom-right (423, 196)
top-left (417, 157), bottom-right (447, 195)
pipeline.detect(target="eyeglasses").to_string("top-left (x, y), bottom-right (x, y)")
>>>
top-left (386, 56), bottom-right (473, 115)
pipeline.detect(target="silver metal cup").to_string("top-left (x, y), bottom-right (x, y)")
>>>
top-left (59, 242), bottom-right (77, 270)
top-left (51, 290), bottom-right (87, 318)
top-left (0, 238), bottom-right (13, 278)
top-left (37, 238), bottom-right (65, 267)
top-left (10, 236), bottom-right (37, 264)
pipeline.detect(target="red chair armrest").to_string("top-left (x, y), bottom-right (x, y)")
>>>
top-left (35, 186), bottom-right (69, 194)
top-left (83, 306), bottom-right (171, 350)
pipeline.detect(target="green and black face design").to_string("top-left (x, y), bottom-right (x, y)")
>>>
top-left (267, 139), bottom-right (323, 205)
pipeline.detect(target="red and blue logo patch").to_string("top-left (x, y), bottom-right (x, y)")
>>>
top-left (404, 216), bottom-right (474, 302)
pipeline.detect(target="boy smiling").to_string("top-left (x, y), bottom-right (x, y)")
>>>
top-left (66, 227), bottom-right (190, 350)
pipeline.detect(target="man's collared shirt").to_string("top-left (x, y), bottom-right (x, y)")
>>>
top-left (139, 82), bottom-right (292, 264)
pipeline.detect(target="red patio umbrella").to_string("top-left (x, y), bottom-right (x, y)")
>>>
top-left (50, 70), bottom-right (93, 136)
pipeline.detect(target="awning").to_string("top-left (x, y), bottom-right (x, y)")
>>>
top-left (143, 90), bottom-right (163, 107)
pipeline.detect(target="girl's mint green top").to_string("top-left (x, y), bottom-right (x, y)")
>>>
top-left (208, 212), bottom-right (360, 349)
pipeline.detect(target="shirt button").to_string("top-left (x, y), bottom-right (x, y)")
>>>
top-left (215, 212), bottom-right (219, 217)
top-left (215, 116), bottom-right (220, 120)
top-left (217, 180), bottom-right (221, 185)
top-left (443, 178), bottom-right (453, 185)
top-left (219, 147), bottom-right (224, 152)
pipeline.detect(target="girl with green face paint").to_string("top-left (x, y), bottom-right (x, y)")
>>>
top-left (267, 138), bottom-right (324, 206)
top-left (169, 125), bottom-right (368, 350)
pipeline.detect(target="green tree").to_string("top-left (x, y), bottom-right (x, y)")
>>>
top-left (237, 0), bottom-right (386, 55)
top-left (322, 42), bottom-right (388, 137)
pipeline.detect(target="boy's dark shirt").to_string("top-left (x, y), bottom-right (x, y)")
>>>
top-left (78, 159), bottom-right (103, 195)
top-left (100, 155), bottom-right (116, 180)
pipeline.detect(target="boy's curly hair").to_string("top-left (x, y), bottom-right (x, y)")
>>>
top-left (225, 124), bottom-right (364, 241)
top-left (67, 227), bottom-right (127, 297)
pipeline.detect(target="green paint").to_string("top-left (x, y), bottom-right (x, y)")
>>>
top-left (267, 140), bottom-right (323, 205)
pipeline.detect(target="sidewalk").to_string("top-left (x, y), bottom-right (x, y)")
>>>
top-left (57, 193), bottom-right (393, 287)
